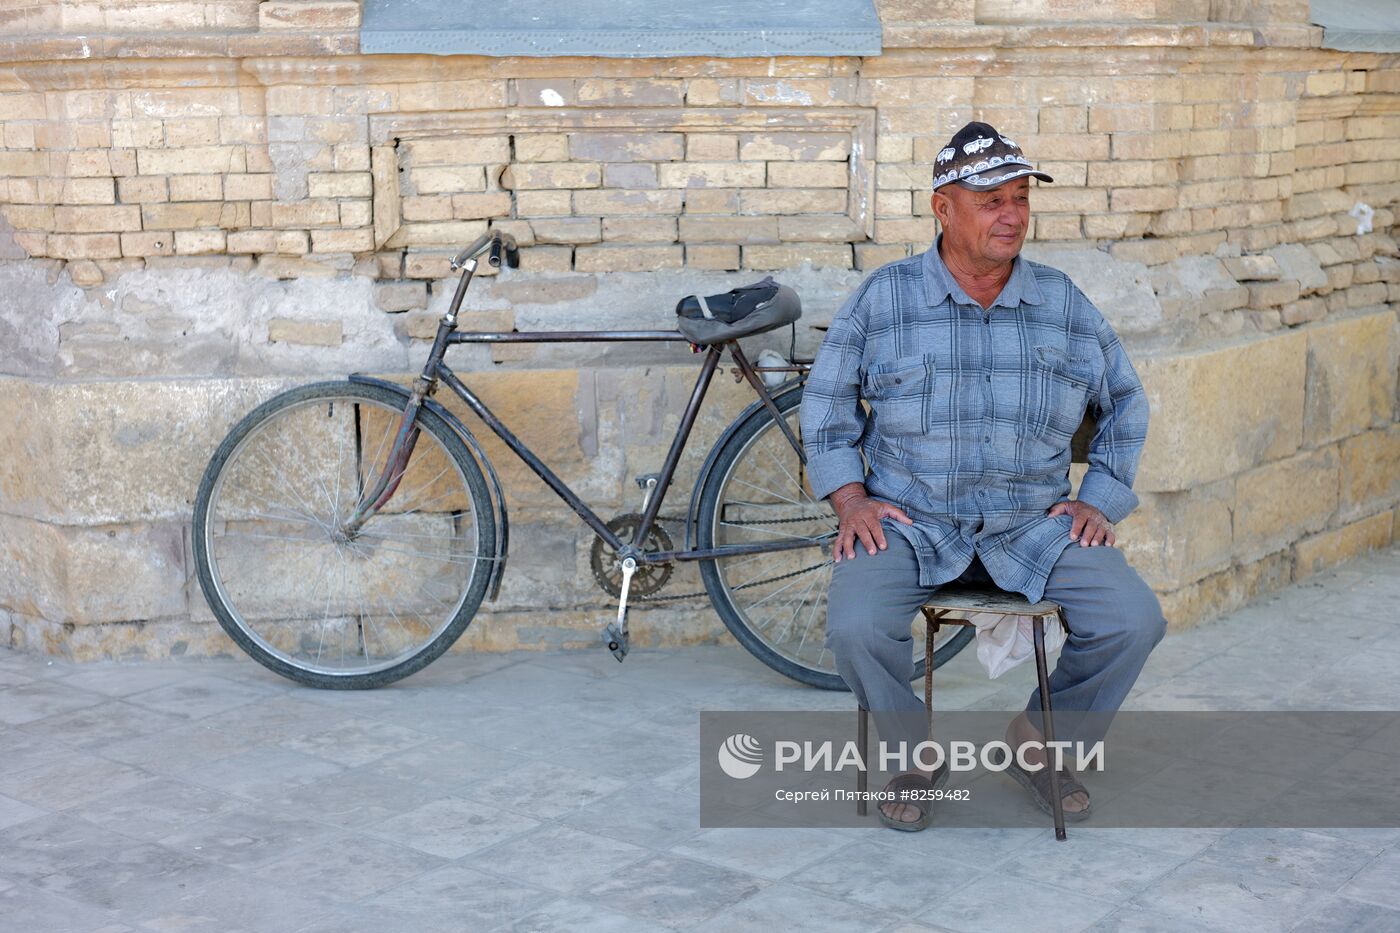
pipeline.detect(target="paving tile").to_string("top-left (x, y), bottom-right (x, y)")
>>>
top-left (457, 758), bottom-right (630, 820)
top-left (1309, 826), bottom-right (1400, 848)
top-left (0, 882), bottom-right (134, 933)
top-left (1130, 859), bottom-right (1334, 932)
top-left (462, 824), bottom-right (651, 894)
top-left (66, 777), bottom-right (240, 842)
top-left (32, 841), bottom-right (224, 913)
top-left (361, 737), bottom-right (534, 789)
top-left (528, 646), bottom-right (674, 680)
top-left (587, 852), bottom-right (765, 928)
top-left (0, 681), bottom-right (106, 725)
top-left (267, 767), bottom-right (442, 830)
top-left (867, 826), bottom-right (1050, 869)
top-left (366, 862), bottom-right (555, 927)
top-left (558, 780), bottom-right (702, 849)
top-left (247, 835), bottom-right (445, 902)
top-left (1338, 847), bottom-right (1400, 911)
top-left (669, 825), bottom-right (852, 880)
top-left (367, 794), bottom-right (542, 859)
top-left (0, 666), bottom-right (35, 688)
top-left (175, 746), bottom-right (345, 801)
top-left (0, 793), bottom-right (46, 832)
top-left (52, 665), bottom-right (195, 698)
top-left (0, 813), bottom-right (142, 884)
top-left (133, 873), bottom-right (332, 933)
top-left (1284, 652), bottom-right (1400, 709)
top-left (0, 729), bottom-right (72, 776)
top-left (158, 807), bottom-right (345, 871)
top-left (912, 873), bottom-right (1116, 933)
top-left (0, 545), bottom-right (1395, 932)
top-left (690, 882), bottom-right (896, 932)
top-left (1000, 832), bottom-right (1187, 902)
top-left (94, 720), bottom-right (268, 775)
top-left (124, 677), bottom-right (277, 721)
top-left (786, 840), bottom-right (981, 915)
top-left (1194, 828), bottom-right (1385, 891)
top-left (501, 896), bottom-right (658, 933)
top-left (197, 697), bottom-right (348, 745)
top-left (1073, 827), bottom-right (1230, 859)
top-left (1083, 905), bottom-right (1220, 932)
top-left (18, 700), bottom-right (186, 752)
top-left (0, 750), bottom-right (150, 811)
top-left (1288, 894), bottom-right (1400, 933)
top-left (277, 716), bottom-right (432, 767)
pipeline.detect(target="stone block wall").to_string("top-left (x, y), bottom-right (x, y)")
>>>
top-left (0, 0), bottom-right (1397, 659)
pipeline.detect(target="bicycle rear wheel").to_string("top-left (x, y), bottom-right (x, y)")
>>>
top-left (192, 381), bottom-right (496, 689)
top-left (696, 385), bottom-right (973, 690)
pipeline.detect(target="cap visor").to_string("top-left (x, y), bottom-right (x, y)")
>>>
top-left (949, 167), bottom-right (1054, 190)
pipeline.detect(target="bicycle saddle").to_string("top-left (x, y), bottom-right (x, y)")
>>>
top-left (675, 276), bottom-right (802, 345)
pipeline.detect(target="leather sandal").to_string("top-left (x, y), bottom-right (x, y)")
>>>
top-left (877, 763), bottom-right (950, 832)
top-left (988, 744), bottom-right (1092, 822)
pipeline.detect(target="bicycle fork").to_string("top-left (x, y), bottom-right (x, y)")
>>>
top-left (341, 378), bottom-right (429, 537)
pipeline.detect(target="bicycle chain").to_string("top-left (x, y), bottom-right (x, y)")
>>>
top-left (633, 559), bottom-right (831, 603)
top-left (609, 513), bottom-right (835, 604)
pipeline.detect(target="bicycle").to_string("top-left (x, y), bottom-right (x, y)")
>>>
top-left (192, 231), bottom-right (975, 690)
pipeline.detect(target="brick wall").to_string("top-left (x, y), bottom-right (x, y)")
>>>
top-left (0, 1), bottom-right (1396, 658)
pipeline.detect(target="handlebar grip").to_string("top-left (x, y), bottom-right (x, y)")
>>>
top-left (488, 238), bottom-right (504, 268)
top-left (450, 232), bottom-right (492, 270)
top-left (506, 245), bottom-right (520, 268)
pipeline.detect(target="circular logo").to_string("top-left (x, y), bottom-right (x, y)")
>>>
top-left (717, 733), bottom-right (763, 779)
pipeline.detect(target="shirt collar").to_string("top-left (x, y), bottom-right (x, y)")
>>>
top-left (920, 232), bottom-right (1043, 310)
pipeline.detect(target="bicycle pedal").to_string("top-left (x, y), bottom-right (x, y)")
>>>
top-left (602, 622), bottom-right (629, 661)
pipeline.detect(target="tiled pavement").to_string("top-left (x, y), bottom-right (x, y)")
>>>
top-left (2, 544), bottom-right (1399, 932)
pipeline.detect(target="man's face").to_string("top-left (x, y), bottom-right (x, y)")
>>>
top-left (931, 176), bottom-right (1031, 266)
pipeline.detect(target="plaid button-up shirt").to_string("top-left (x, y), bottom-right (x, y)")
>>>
top-left (801, 234), bottom-right (1150, 603)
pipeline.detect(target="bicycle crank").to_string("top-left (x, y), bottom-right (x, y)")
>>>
top-left (602, 555), bottom-right (636, 661)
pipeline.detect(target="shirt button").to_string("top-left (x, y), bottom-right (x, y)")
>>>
top-left (894, 377), bottom-right (902, 384)
top-left (983, 435), bottom-right (991, 442)
top-left (985, 375), bottom-right (991, 383)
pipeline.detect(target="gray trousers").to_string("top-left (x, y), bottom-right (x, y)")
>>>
top-left (825, 531), bottom-right (1167, 753)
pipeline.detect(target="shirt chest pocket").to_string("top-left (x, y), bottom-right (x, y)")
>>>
top-left (862, 354), bottom-right (935, 437)
top-left (1032, 345), bottom-right (1095, 440)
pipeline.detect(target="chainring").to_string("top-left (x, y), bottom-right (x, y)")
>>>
top-left (589, 513), bottom-right (674, 599)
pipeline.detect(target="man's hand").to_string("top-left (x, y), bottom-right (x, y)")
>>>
top-left (829, 482), bottom-right (914, 561)
top-left (1048, 500), bottom-right (1116, 547)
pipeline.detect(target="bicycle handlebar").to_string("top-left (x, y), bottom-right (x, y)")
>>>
top-left (450, 232), bottom-right (518, 271)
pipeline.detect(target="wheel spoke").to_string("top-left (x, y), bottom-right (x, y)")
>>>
top-left (701, 397), bottom-right (940, 687)
top-left (197, 387), bottom-right (493, 685)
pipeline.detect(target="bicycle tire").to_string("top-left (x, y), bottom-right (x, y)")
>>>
top-left (695, 384), bottom-right (974, 690)
top-left (192, 380), bottom-right (497, 689)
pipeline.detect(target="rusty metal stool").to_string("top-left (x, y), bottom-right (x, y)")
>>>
top-left (856, 583), bottom-right (1073, 840)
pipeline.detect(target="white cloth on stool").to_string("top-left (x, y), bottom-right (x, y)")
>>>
top-left (962, 611), bottom-right (1066, 679)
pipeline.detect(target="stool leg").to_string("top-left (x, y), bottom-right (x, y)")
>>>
top-left (857, 705), bottom-right (868, 817)
top-left (1034, 614), bottom-right (1066, 841)
top-left (925, 615), bottom-right (934, 742)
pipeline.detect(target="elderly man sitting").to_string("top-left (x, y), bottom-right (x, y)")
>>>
top-left (801, 121), bottom-right (1167, 831)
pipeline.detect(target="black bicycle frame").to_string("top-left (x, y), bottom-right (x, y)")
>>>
top-left (434, 330), bottom-right (815, 564)
top-left (350, 231), bottom-right (821, 567)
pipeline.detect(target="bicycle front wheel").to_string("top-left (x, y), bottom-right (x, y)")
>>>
top-left (192, 381), bottom-right (497, 689)
top-left (696, 385), bottom-right (973, 690)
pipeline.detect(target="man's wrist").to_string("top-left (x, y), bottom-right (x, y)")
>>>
top-left (828, 482), bottom-right (868, 510)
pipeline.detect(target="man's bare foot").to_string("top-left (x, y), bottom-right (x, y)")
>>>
top-left (1005, 712), bottom-right (1089, 813)
top-left (879, 765), bottom-right (942, 824)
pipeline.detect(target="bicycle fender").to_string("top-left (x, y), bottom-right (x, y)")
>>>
top-left (684, 380), bottom-right (804, 551)
top-left (348, 373), bottom-right (510, 602)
